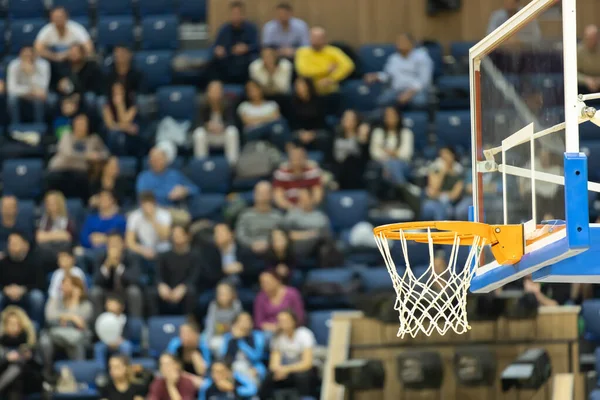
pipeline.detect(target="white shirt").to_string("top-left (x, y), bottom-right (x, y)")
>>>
top-left (271, 327), bottom-right (316, 365)
top-left (379, 48), bottom-right (433, 92)
top-left (126, 208), bottom-right (172, 252)
top-left (7, 57), bottom-right (51, 96)
top-left (35, 20), bottom-right (91, 52)
top-left (48, 267), bottom-right (86, 299)
top-left (237, 101), bottom-right (279, 120)
top-left (369, 127), bottom-right (414, 162)
top-left (249, 58), bottom-right (293, 95)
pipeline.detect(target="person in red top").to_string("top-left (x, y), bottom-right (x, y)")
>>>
top-left (147, 353), bottom-right (197, 400)
top-left (272, 143), bottom-right (323, 210)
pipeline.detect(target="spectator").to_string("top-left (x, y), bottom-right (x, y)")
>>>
top-left (290, 77), bottom-right (329, 152)
top-left (205, 223), bottom-right (263, 289)
top-left (199, 359), bottom-right (258, 399)
top-left (7, 46), bottom-right (50, 123)
top-left (212, 1), bottom-right (259, 84)
top-left (36, 191), bottom-right (76, 251)
top-left (136, 147), bottom-right (199, 226)
top-left (56, 44), bottom-right (102, 100)
top-left (236, 181), bottom-right (283, 256)
top-left (264, 229), bottom-right (295, 284)
top-left (421, 146), bottom-right (465, 221)
top-left (262, 3), bottom-right (310, 58)
top-left (284, 189), bottom-right (331, 259)
top-left (34, 6), bottom-right (94, 63)
top-left (125, 192), bottom-right (172, 263)
top-left (0, 196), bottom-right (33, 251)
top-left (105, 45), bottom-right (140, 105)
top-left (369, 106), bottom-right (414, 187)
top-left (221, 312), bottom-right (267, 384)
top-left (89, 156), bottom-right (134, 209)
top-left (0, 232), bottom-right (46, 325)
top-left (147, 353), bottom-right (196, 400)
top-left (40, 275), bottom-right (93, 363)
top-left (103, 82), bottom-right (141, 157)
top-left (522, 276), bottom-right (566, 306)
top-left (166, 321), bottom-right (211, 381)
top-left (261, 310), bottom-right (315, 398)
top-left (332, 109), bottom-right (370, 190)
top-left (204, 282), bottom-right (243, 352)
top-left (90, 232), bottom-right (143, 318)
top-left (295, 27), bottom-right (354, 96)
top-left (578, 25), bottom-right (600, 93)
top-left (79, 190), bottom-right (127, 249)
top-left (148, 226), bottom-right (200, 316)
top-left (273, 144), bottom-right (323, 210)
top-left (192, 80), bottom-right (240, 164)
top-left (0, 306), bottom-right (43, 399)
top-left (487, 0), bottom-right (541, 42)
top-left (99, 355), bottom-right (145, 400)
top-left (249, 47), bottom-right (293, 97)
top-left (237, 81), bottom-right (281, 132)
top-left (364, 33), bottom-right (432, 109)
top-left (253, 271), bottom-right (305, 333)
top-left (93, 294), bottom-right (133, 367)
top-left (47, 114), bottom-right (109, 202)
top-left (48, 248), bottom-right (86, 300)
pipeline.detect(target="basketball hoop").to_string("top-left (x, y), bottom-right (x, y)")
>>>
top-left (373, 221), bottom-right (524, 338)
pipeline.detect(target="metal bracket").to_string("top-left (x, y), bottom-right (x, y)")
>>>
top-left (477, 160), bottom-right (498, 173)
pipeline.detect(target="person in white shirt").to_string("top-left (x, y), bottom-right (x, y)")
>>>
top-left (7, 46), bottom-right (50, 123)
top-left (364, 33), bottom-right (432, 109)
top-left (369, 106), bottom-right (414, 186)
top-left (237, 81), bottom-right (281, 131)
top-left (125, 191), bottom-right (172, 262)
top-left (262, 310), bottom-right (315, 398)
top-left (249, 47), bottom-right (293, 96)
top-left (48, 249), bottom-right (86, 300)
top-left (34, 6), bottom-right (94, 63)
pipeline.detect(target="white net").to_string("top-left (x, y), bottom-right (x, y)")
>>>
top-left (374, 229), bottom-right (486, 338)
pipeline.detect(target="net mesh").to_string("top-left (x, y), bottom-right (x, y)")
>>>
top-left (374, 229), bottom-right (486, 338)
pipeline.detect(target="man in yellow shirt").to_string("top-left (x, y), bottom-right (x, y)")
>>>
top-left (295, 27), bottom-right (355, 97)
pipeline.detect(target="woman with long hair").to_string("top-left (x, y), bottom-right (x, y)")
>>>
top-left (36, 190), bottom-right (76, 250)
top-left (264, 229), bottom-right (295, 284)
top-left (99, 355), bottom-right (144, 400)
top-left (290, 77), bottom-right (329, 152)
top-left (89, 156), bottom-right (133, 208)
top-left (103, 82), bottom-right (141, 157)
top-left (0, 306), bottom-right (43, 400)
top-left (332, 109), bottom-right (370, 189)
top-left (237, 81), bottom-right (281, 131)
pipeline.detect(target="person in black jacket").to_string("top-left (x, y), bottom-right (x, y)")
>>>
top-left (90, 232), bottom-right (143, 318)
top-left (0, 232), bottom-right (47, 326)
top-left (291, 77), bottom-right (331, 154)
top-left (332, 109), bottom-right (370, 190)
top-left (56, 44), bottom-right (102, 99)
top-left (147, 226), bottom-right (201, 316)
top-left (198, 359), bottom-right (258, 400)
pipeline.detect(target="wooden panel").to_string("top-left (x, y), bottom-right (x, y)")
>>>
top-left (322, 316), bottom-right (353, 400)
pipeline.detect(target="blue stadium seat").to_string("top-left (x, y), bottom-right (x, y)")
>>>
top-left (18, 199), bottom-right (34, 227)
top-left (450, 41), bottom-right (477, 64)
top-left (308, 310), bottom-right (340, 346)
top-left (178, 0), bottom-right (207, 22)
top-left (126, 317), bottom-right (144, 354)
top-left (170, 48), bottom-right (212, 84)
top-left (131, 357), bottom-right (158, 371)
top-left (66, 198), bottom-right (84, 229)
top-left (118, 156), bottom-right (137, 176)
top-left (390, 241), bottom-right (431, 268)
top-left (141, 15), bottom-right (179, 51)
top-left (53, 0), bottom-right (89, 17)
top-left (71, 16), bottom-right (91, 32)
top-left (148, 316), bottom-right (186, 357)
top-left (97, 16), bottom-right (135, 51)
top-left (96, 0), bottom-right (133, 16)
top-left (582, 300), bottom-right (600, 342)
top-left (357, 266), bottom-right (396, 292)
top-left (134, 50), bottom-right (173, 92)
top-left (139, 0), bottom-right (176, 16)
top-left (142, 155), bottom-right (184, 171)
top-left (186, 157), bottom-right (230, 193)
top-left (2, 158), bottom-right (43, 199)
top-left (305, 268), bottom-right (356, 309)
top-left (0, 21), bottom-right (7, 54)
top-left (358, 43), bottom-right (395, 74)
top-left (435, 110), bottom-right (471, 154)
top-left (340, 80), bottom-right (384, 113)
top-left (437, 75), bottom-right (470, 110)
top-left (8, 0), bottom-right (45, 19)
top-left (10, 19), bottom-right (45, 54)
top-left (325, 190), bottom-right (369, 233)
top-left (403, 111), bottom-right (429, 153)
top-left (580, 121), bottom-right (599, 142)
top-left (54, 360), bottom-right (103, 396)
top-left (188, 193), bottom-right (227, 221)
top-left (422, 41), bottom-right (443, 80)
top-left (223, 83), bottom-right (244, 98)
top-left (156, 85), bottom-right (196, 121)
top-left (580, 141), bottom-right (600, 182)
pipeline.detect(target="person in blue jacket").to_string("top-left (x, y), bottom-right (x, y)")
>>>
top-left (166, 320), bottom-right (211, 384)
top-left (220, 312), bottom-right (267, 383)
top-left (199, 359), bottom-right (258, 400)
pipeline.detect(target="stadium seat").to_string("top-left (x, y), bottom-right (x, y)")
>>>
top-left (10, 19), bottom-right (46, 54)
top-left (97, 16), bottom-right (135, 52)
top-left (188, 193), bottom-right (227, 221)
top-left (358, 43), bottom-right (395, 74)
top-left (2, 158), bottom-right (44, 199)
top-left (325, 190), bottom-right (370, 233)
top-left (581, 141), bottom-right (600, 182)
top-left (223, 83), bottom-right (244, 98)
top-left (390, 241), bottom-right (431, 268)
top-left (96, 0), bottom-right (134, 16)
top-left (118, 156), bottom-right (137, 176)
top-left (126, 317), bottom-right (145, 354)
top-left (357, 266), bottom-right (397, 292)
top-left (450, 41), bottom-right (477, 72)
top-left (403, 111), bottom-right (429, 154)
top-left (54, 360), bottom-right (103, 398)
top-left (305, 268), bottom-right (357, 309)
top-left (138, 0), bottom-right (176, 16)
top-left (186, 157), bottom-right (231, 193)
top-left (142, 155), bottom-right (185, 171)
top-left (437, 75), bottom-right (470, 110)
top-left (308, 310), bottom-right (340, 346)
top-left (582, 300), bottom-right (600, 342)
top-left (148, 316), bottom-right (186, 356)
top-left (8, 0), bottom-right (45, 19)
top-left (579, 121), bottom-right (599, 142)
top-left (178, 0), bottom-right (207, 22)
top-left (435, 110), bottom-right (471, 154)
top-left (66, 198), bottom-right (84, 230)
top-left (131, 357), bottom-right (158, 371)
top-left (134, 50), bottom-right (174, 92)
top-left (18, 199), bottom-right (35, 227)
top-left (340, 80), bottom-right (384, 113)
top-left (422, 41), bottom-right (443, 80)
top-left (156, 85), bottom-right (196, 121)
top-left (141, 15), bottom-right (179, 51)
top-left (53, 0), bottom-right (89, 17)
top-left (170, 48), bottom-right (212, 84)
top-left (0, 21), bottom-right (7, 54)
